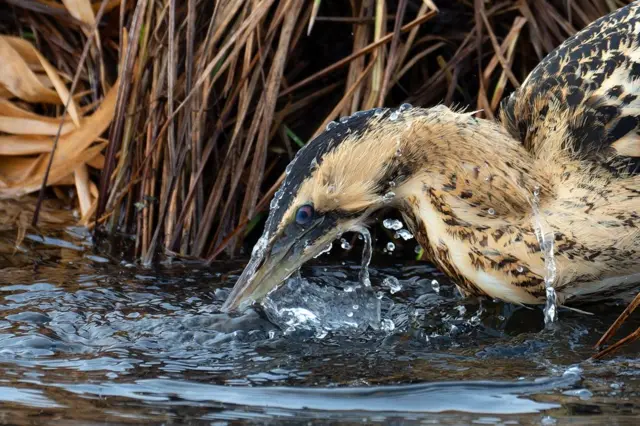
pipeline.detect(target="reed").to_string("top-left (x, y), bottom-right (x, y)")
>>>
top-left (0, 0), bottom-right (632, 262)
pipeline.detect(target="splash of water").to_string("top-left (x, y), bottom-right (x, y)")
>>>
top-left (531, 186), bottom-right (558, 327)
top-left (383, 219), bottom-right (404, 231)
top-left (395, 229), bottom-right (414, 241)
top-left (358, 227), bottom-right (373, 288)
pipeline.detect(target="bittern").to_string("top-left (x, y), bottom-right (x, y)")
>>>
top-left (223, 3), bottom-right (640, 355)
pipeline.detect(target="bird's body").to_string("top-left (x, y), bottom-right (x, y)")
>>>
top-left (223, 2), bottom-right (640, 350)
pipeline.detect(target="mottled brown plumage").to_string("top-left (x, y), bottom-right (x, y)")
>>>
top-left (223, 2), bottom-right (640, 354)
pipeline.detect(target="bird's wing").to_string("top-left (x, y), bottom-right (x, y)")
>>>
top-left (500, 2), bottom-right (640, 176)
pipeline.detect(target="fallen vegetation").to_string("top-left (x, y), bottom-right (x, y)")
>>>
top-left (0, 0), bottom-right (633, 262)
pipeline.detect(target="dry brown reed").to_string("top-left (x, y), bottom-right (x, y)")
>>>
top-left (0, 0), bottom-right (633, 262)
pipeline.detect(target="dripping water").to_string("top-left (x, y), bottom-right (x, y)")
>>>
top-left (531, 186), bottom-right (558, 327)
top-left (358, 227), bottom-right (373, 288)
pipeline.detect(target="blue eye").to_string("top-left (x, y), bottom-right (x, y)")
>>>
top-left (295, 205), bottom-right (314, 225)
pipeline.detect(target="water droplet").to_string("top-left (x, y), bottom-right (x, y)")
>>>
top-left (339, 116), bottom-right (349, 123)
top-left (487, 208), bottom-right (495, 215)
top-left (399, 103), bottom-right (412, 111)
top-left (382, 192), bottom-right (396, 203)
top-left (340, 238), bottom-right (351, 250)
top-left (540, 416), bottom-right (557, 426)
top-left (343, 286), bottom-right (355, 293)
top-left (388, 180), bottom-right (397, 188)
top-left (395, 229), bottom-right (413, 240)
top-left (562, 366), bottom-right (583, 379)
top-left (516, 265), bottom-right (524, 273)
top-left (376, 291), bottom-right (384, 299)
top-left (374, 108), bottom-right (385, 116)
top-left (326, 121), bottom-right (338, 131)
top-left (431, 279), bottom-right (440, 294)
top-left (389, 111), bottom-right (399, 121)
top-left (414, 245), bottom-right (422, 254)
top-left (395, 149), bottom-right (402, 157)
top-left (315, 329), bottom-right (328, 339)
top-left (386, 242), bottom-right (395, 252)
top-left (270, 198), bottom-right (278, 209)
top-left (352, 304), bottom-right (359, 310)
top-left (268, 330), bottom-right (276, 339)
top-left (380, 318), bottom-right (395, 331)
top-left (562, 388), bottom-right (592, 400)
top-left (382, 276), bottom-right (402, 294)
top-left (450, 324), bottom-right (459, 334)
top-left (285, 162), bottom-right (294, 175)
top-left (346, 312), bottom-right (354, 318)
top-left (383, 218), bottom-right (403, 230)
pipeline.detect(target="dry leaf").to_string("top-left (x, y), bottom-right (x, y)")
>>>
top-left (0, 86), bottom-right (11, 97)
top-left (0, 117), bottom-right (75, 136)
top-left (33, 48), bottom-right (82, 126)
top-left (62, 0), bottom-right (96, 25)
top-left (0, 78), bottom-right (118, 198)
top-left (0, 155), bottom-right (44, 186)
top-left (0, 37), bottom-right (60, 104)
top-left (0, 98), bottom-right (75, 135)
top-left (3, 37), bottom-right (46, 72)
top-left (86, 153), bottom-right (105, 169)
top-left (0, 36), bottom-right (81, 125)
top-left (0, 135), bottom-right (53, 155)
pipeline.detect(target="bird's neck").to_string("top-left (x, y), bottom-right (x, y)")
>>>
top-left (398, 115), bottom-right (552, 226)
top-left (394, 119), bottom-right (550, 304)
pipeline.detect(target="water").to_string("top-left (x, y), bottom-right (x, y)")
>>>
top-left (531, 186), bottom-right (558, 327)
top-left (383, 219), bottom-right (404, 231)
top-left (0, 227), bottom-right (638, 424)
top-left (395, 229), bottom-right (414, 240)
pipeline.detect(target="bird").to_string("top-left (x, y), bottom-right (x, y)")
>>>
top-left (223, 2), bottom-right (640, 355)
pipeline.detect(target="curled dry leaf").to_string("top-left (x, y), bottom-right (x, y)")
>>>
top-left (0, 98), bottom-right (76, 135)
top-left (0, 31), bottom-right (115, 224)
top-left (0, 78), bottom-right (118, 199)
top-left (0, 37), bottom-right (60, 104)
top-left (3, 36), bottom-right (46, 72)
top-left (0, 36), bottom-right (81, 125)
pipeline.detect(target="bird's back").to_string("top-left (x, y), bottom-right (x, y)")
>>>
top-left (500, 1), bottom-right (640, 177)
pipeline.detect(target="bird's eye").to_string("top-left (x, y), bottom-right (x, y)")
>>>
top-left (295, 204), bottom-right (314, 225)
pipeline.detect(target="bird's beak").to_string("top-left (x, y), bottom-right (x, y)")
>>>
top-left (221, 215), bottom-right (347, 312)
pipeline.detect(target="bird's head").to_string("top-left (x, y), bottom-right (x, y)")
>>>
top-left (221, 104), bottom-right (533, 312)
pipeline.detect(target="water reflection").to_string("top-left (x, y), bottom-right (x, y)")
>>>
top-left (0, 227), bottom-right (637, 424)
top-left (59, 373), bottom-right (580, 414)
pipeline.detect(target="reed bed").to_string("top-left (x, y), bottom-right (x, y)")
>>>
top-left (0, 0), bottom-right (633, 262)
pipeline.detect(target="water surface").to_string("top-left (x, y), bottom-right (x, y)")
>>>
top-left (0, 226), bottom-right (638, 424)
